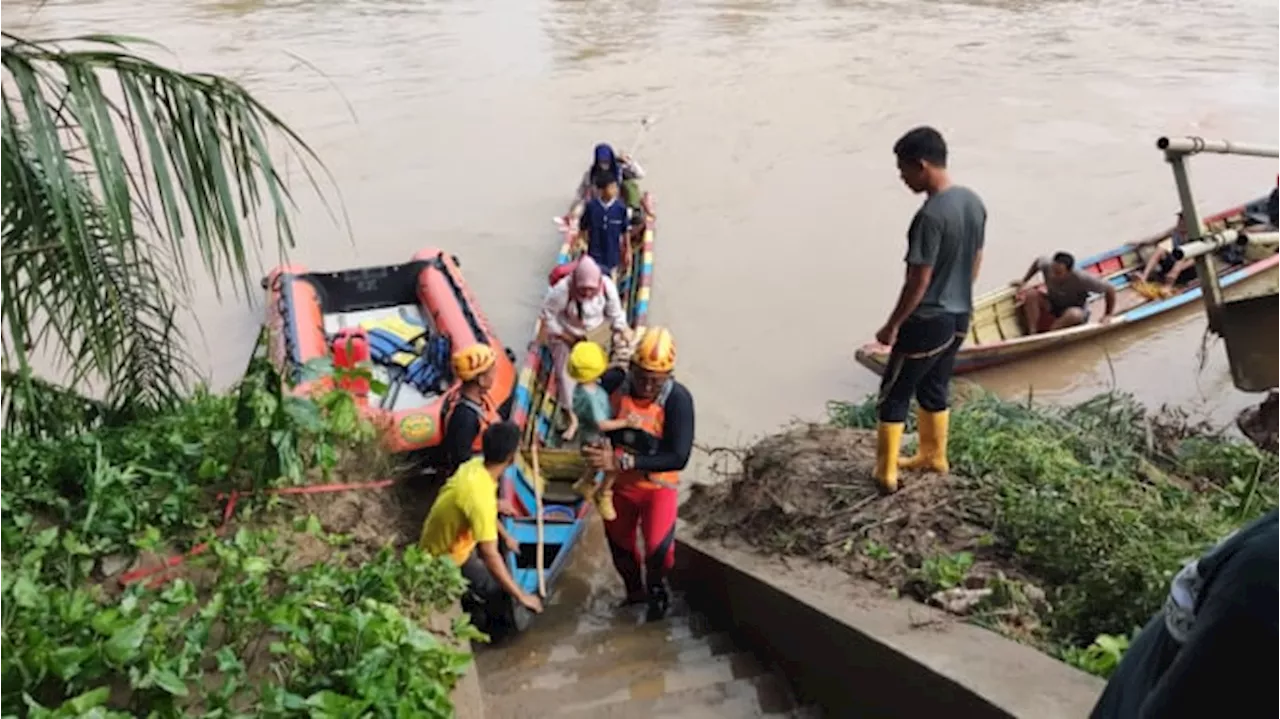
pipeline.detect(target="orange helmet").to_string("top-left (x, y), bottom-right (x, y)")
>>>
top-left (633, 327), bottom-right (676, 373)
top-left (452, 344), bottom-right (496, 382)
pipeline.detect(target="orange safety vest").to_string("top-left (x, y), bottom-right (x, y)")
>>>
top-left (443, 387), bottom-right (497, 453)
top-left (611, 378), bottom-right (678, 490)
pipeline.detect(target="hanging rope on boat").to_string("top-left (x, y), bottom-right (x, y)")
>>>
top-left (269, 272), bottom-right (304, 385)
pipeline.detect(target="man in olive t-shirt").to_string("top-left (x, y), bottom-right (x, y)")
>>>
top-left (872, 126), bottom-right (986, 495)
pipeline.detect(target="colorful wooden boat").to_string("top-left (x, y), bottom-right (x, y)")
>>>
top-left (854, 194), bottom-right (1279, 376)
top-left (262, 248), bottom-right (516, 455)
top-left (498, 178), bottom-right (656, 611)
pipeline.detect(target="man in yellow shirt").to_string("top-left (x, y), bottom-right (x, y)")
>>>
top-left (420, 421), bottom-right (543, 633)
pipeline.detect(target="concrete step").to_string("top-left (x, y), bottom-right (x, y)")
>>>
top-left (482, 631), bottom-right (740, 695)
top-left (483, 650), bottom-right (771, 719)
top-left (478, 600), bottom-right (710, 678)
top-left (555, 672), bottom-right (802, 718)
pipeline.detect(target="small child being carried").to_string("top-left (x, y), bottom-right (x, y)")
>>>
top-left (564, 340), bottom-right (639, 521)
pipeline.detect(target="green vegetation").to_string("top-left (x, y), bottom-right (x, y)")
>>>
top-left (1, 33), bottom-right (475, 716)
top-left (2, 32), bottom-right (333, 427)
top-left (2, 358), bottom-right (477, 716)
top-left (829, 389), bottom-right (1277, 676)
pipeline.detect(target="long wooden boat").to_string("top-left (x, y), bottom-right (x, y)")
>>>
top-left (854, 193), bottom-right (1279, 376)
top-left (262, 249), bottom-right (517, 454)
top-left (498, 176), bottom-right (656, 611)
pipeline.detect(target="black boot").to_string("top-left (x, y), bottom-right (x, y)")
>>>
top-left (645, 582), bottom-right (670, 623)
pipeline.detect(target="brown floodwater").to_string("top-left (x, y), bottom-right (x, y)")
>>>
top-left (6, 0), bottom-right (1277, 447)
top-left (8, 1), bottom-right (1276, 703)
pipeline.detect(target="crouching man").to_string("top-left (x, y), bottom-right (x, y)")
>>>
top-left (419, 421), bottom-right (543, 635)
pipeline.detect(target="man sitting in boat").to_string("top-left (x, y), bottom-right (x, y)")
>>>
top-left (540, 256), bottom-right (632, 427)
top-left (420, 421), bottom-right (544, 636)
top-left (581, 327), bottom-right (694, 622)
top-left (441, 344), bottom-right (501, 475)
top-left (1133, 212), bottom-right (1246, 295)
top-left (1013, 252), bottom-right (1116, 333)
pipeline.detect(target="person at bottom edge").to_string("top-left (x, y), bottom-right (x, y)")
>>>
top-left (1090, 509), bottom-right (1278, 719)
top-left (419, 421), bottom-right (543, 639)
top-left (874, 126), bottom-right (985, 495)
top-left (582, 326), bottom-right (694, 622)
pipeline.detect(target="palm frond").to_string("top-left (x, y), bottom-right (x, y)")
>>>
top-left (1, 33), bottom-right (341, 432)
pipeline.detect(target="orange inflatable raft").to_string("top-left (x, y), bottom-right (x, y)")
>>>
top-left (263, 248), bottom-right (516, 454)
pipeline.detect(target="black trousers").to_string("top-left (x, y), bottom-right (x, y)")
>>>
top-left (460, 551), bottom-right (515, 636)
top-left (877, 313), bottom-right (969, 423)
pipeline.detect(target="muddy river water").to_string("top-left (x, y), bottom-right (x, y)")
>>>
top-left (7, 0), bottom-right (1278, 446)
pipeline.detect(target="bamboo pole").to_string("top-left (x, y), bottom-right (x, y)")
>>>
top-left (530, 439), bottom-right (547, 598)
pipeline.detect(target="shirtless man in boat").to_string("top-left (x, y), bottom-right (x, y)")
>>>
top-left (1013, 252), bottom-right (1117, 334)
top-left (1133, 211), bottom-right (1247, 293)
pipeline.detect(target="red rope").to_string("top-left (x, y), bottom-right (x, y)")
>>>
top-left (118, 479), bottom-right (396, 588)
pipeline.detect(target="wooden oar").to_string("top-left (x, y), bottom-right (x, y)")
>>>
top-left (530, 439), bottom-right (547, 598)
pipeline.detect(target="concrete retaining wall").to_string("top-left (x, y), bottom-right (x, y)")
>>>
top-left (672, 527), bottom-right (1104, 718)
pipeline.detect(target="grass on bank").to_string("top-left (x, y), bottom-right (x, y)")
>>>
top-left (1, 358), bottom-right (476, 717)
top-left (685, 387), bottom-right (1276, 679)
top-left (830, 389), bottom-right (1277, 676)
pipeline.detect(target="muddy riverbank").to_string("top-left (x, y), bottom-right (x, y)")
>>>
top-left (681, 389), bottom-right (1279, 676)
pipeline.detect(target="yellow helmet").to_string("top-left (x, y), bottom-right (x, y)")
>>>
top-left (633, 326), bottom-right (676, 373)
top-left (452, 343), bottom-right (496, 382)
top-left (568, 341), bottom-right (608, 383)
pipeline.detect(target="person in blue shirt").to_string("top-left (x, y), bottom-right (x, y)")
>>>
top-left (578, 171), bottom-right (632, 278)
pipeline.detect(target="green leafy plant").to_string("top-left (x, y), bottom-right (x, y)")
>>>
top-left (2, 361), bottom-right (471, 716)
top-left (916, 551), bottom-right (974, 591)
top-left (827, 388), bottom-right (1276, 675)
top-left (1060, 633), bottom-right (1133, 678)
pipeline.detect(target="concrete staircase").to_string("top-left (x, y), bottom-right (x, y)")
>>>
top-left (476, 524), bottom-right (816, 718)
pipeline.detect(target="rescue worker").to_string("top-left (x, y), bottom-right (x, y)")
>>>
top-left (441, 343), bottom-right (500, 474)
top-left (582, 327), bottom-right (695, 622)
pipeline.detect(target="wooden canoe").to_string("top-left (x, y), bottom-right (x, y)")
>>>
top-left (497, 173), bottom-right (656, 606)
top-left (854, 193), bottom-right (1279, 377)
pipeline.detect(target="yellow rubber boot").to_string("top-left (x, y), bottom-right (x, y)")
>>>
top-left (874, 422), bottom-right (905, 494)
top-left (899, 408), bottom-right (950, 474)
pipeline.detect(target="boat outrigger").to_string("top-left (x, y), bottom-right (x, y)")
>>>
top-left (497, 174), bottom-right (657, 622)
top-left (854, 192), bottom-right (1279, 377)
top-left (262, 249), bottom-right (517, 456)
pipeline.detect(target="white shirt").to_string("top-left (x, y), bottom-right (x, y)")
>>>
top-left (540, 275), bottom-right (629, 339)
